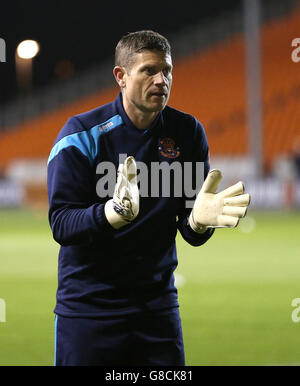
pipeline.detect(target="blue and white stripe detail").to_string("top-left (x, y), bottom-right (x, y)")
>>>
top-left (54, 315), bottom-right (58, 366)
top-left (48, 114), bottom-right (123, 165)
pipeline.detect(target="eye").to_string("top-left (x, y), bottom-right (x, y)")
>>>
top-left (143, 67), bottom-right (155, 75)
top-left (163, 67), bottom-right (172, 76)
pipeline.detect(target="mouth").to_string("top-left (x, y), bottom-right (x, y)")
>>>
top-left (150, 92), bottom-right (167, 98)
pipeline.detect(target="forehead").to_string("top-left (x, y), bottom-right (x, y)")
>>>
top-left (131, 50), bottom-right (172, 69)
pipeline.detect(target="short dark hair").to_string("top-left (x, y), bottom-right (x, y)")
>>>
top-left (115, 30), bottom-right (171, 70)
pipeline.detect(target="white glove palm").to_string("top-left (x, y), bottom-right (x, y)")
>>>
top-left (104, 156), bottom-right (139, 229)
top-left (189, 169), bottom-right (250, 233)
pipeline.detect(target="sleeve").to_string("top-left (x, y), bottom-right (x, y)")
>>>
top-left (47, 117), bottom-right (115, 246)
top-left (176, 119), bottom-right (215, 246)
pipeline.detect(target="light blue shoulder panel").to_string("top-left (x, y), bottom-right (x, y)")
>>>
top-left (47, 114), bottom-right (123, 165)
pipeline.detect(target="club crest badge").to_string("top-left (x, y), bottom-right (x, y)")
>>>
top-left (159, 137), bottom-right (180, 159)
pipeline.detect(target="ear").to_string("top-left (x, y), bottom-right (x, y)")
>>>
top-left (113, 66), bottom-right (126, 88)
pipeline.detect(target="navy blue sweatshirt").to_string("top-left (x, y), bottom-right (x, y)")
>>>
top-left (47, 93), bottom-right (214, 317)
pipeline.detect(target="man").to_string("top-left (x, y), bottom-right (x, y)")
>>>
top-left (48, 30), bottom-right (250, 366)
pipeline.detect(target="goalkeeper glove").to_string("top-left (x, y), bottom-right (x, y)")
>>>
top-left (189, 169), bottom-right (250, 233)
top-left (104, 156), bottom-right (139, 229)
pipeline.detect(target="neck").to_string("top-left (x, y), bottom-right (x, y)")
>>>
top-left (122, 96), bottom-right (158, 129)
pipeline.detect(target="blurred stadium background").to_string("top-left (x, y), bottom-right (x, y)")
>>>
top-left (0, 0), bottom-right (300, 366)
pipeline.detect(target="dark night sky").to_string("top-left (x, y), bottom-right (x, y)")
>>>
top-left (0, 0), bottom-right (241, 105)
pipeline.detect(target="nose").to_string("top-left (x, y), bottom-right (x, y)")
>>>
top-left (153, 71), bottom-right (167, 85)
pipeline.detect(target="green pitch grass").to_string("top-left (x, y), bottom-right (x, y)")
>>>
top-left (0, 208), bottom-right (299, 366)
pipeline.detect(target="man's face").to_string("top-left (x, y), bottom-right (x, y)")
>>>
top-left (121, 50), bottom-right (173, 114)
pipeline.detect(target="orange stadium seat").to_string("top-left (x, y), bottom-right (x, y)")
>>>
top-left (0, 8), bottom-right (300, 172)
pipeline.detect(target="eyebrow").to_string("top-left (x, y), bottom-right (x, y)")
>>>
top-left (140, 63), bottom-right (173, 71)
